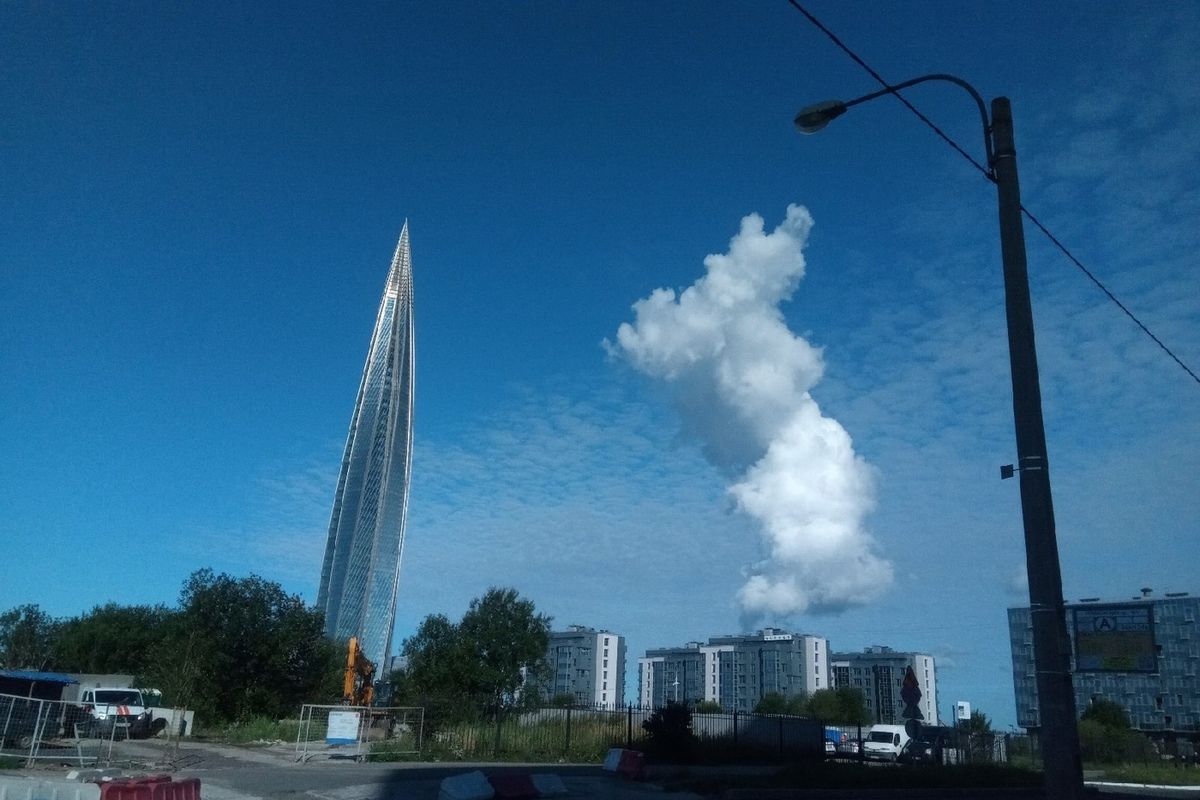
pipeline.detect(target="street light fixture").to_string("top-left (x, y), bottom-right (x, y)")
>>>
top-left (794, 75), bottom-right (1084, 800)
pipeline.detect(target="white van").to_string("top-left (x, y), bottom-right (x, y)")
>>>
top-left (862, 723), bottom-right (910, 761)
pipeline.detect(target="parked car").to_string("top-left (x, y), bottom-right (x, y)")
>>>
top-left (899, 725), bottom-right (958, 765)
top-left (837, 738), bottom-right (861, 757)
top-left (66, 687), bottom-right (162, 740)
top-left (863, 724), bottom-right (910, 762)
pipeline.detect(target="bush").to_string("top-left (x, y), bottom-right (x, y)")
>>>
top-left (642, 701), bottom-right (695, 761)
top-left (1078, 719), bottom-right (1156, 764)
top-left (196, 716), bottom-right (302, 744)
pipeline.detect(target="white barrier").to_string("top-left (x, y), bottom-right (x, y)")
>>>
top-left (438, 771), bottom-right (493, 800)
top-left (0, 776), bottom-right (101, 800)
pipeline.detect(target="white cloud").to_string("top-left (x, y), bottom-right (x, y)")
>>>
top-left (610, 205), bottom-right (892, 620)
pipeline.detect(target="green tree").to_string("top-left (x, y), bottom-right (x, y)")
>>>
top-left (0, 604), bottom-right (60, 670)
top-left (459, 588), bottom-right (552, 707)
top-left (962, 709), bottom-right (994, 734)
top-left (1080, 697), bottom-right (1129, 730)
top-left (803, 687), bottom-right (869, 725)
top-left (399, 587), bottom-right (551, 710)
top-left (548, 692), bottom-right (577, 708)
top-left (693, 700), bottom-right (723, 714)
top-left (398, 613), bottom-right (475, 700)
top-left (148, 569), bottom-right (341, 724)
top-left (54, 603), bottom-right (175, 675)
top-left (753, 691), bottom-right (789, 714)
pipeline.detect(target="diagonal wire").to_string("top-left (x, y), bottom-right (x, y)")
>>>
top-left (1020, 208), bottom-right (1200, 384)
top-left (786, 0), bottom-right (1200, 387)
top-left (786, 0), bottom-right (993, 181)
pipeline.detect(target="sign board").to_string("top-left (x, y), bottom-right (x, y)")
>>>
top-left (955, 701), bottom-right (971, 721)
top-left (326, 710), bottom-right (361, 745)
top-left (1073, 604), bottom-right (1157, 673)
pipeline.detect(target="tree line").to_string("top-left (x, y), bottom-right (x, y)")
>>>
top-left (1, 579), bottom-right (554, 729)
top-left (0, 569), bottom-right (342, 726)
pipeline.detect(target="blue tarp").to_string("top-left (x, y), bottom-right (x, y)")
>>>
top-left (0, 670), bottom-right (78, 684)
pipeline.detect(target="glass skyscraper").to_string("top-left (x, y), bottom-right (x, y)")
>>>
top-left (316, 224), bottom-right (415, 667)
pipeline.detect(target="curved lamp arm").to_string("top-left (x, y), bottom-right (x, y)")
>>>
top-left (794, 73), bottom-right (995, 172)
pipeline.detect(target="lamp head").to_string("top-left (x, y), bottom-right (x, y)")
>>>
top-left (794, 100), bottom-right (847, 134)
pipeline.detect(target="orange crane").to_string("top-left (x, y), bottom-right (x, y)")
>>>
top-left (343, 637), bottom-right (377, 707)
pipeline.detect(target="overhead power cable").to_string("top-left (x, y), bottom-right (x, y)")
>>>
top-left (786, 0), bottom-right (1199, 388)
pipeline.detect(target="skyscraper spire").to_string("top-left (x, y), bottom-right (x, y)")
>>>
top-left (316, 224), bottom-right (415, 666)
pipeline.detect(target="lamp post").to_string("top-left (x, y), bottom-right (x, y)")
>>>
top-left (795, 75), bottom-right (1084, 800)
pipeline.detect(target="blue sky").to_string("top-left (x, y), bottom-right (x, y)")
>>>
top-left (2, 2), bottom-right (1197, 728)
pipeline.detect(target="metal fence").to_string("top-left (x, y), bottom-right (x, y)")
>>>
top-left (295, 704), bottom-right (424, 763)
top-left (0, 691), bottom-right (192, 767)
top-left (411, 703), bottom-right (826, 763)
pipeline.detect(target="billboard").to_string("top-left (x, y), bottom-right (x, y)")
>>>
top-left (1073, 604), bottom-right (1157, 673)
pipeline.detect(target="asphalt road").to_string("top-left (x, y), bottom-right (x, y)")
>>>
top-left (8, 739), bottom-right (1200, 800)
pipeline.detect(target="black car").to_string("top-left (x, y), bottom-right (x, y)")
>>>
top-left (898, 725), bottom-right (959, 765)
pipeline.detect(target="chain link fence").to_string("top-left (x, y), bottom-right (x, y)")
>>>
top-left (0, 691), bottom-right (192, 767)
top-left (295, 705), bottom-right (423, 763)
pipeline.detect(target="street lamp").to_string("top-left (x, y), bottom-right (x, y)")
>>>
top-left (795, 75), bottom-right (1084, 800)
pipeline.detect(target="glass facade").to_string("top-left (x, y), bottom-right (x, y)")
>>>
top-left (1008, 593), bottom-right (1200, 732)
top-left (316, 224), bottom-right (415, 667)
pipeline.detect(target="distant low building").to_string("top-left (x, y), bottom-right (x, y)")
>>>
top-left (830, 645), bottom-right (938, 725)
top-left (1008, 589), bottom-right (1200, 734)
top-left (640, 629), bottom-right (829, 712)
top-left (541, 626), bottom-right (625, 708)
top-left (639, 642), bottom-right (710, 708)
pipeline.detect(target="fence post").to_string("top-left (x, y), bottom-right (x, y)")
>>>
top-left (493, 705), bottom-right (503, 758)
top-left (564, 706), bottom-right (572, 758)
top-left (733, 709), bottom-right (738, 754)
top-left (25, 699), bottom-right (45, 762)
top-left (626, 704), bottom-right (633, 750)
top-left (778, 715), bottom-right (784, 758)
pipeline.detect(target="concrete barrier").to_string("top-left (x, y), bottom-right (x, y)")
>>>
top-left (438, 771), bottom-right (494, 800)
top-left (486, 775), bottom-right (536, 800)
top-left (602, 748), bottom-right (645, 781)
top-left (0, 776), bottom-right (102, 800)
top-left (528, 775), bottom-right (567, 797)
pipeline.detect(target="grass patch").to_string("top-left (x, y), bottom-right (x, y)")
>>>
top-left (417, 711), bottom-right (627, 763)
top-left (1094, 764), bottom-right (1200, 786)
top-left (0, 755), bottom-right (24, 769)
top-left (665, 762), bottom-right (1044, 795)
top-left (193, 717), bottom-right (303, 744)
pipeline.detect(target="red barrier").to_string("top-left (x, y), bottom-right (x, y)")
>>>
top-left (99, 776), bottom-right (200, 800)
top-left (99, 777), bottom-right (171, 800)
top-left (152, 778), bottom-right (200, 800)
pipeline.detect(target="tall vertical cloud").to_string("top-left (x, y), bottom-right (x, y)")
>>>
top-left (609, 204), bottom-right (892, 619)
